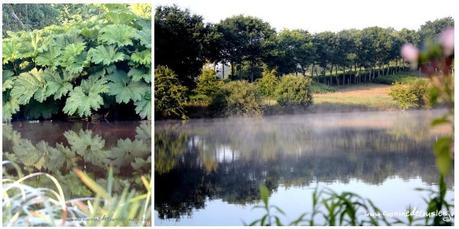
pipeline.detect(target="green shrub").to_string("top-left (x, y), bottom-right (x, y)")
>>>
top-left (256, 68), bottom-right (279, 97)
top-left (389, 80), bottom-right (429, 109)
top-left (275, 75), bottom-right (312, 106)
top-left (194, 67), bottom-right (224, 102)
top-left (154, 66), bottom-right (187, 119)
top-left (210, 81), bottom-right (261, 116)
top-left (2, 4), bottom-right (151, 121)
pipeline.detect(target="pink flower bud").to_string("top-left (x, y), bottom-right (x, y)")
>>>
top-left (439, 27), bottom-right (454, 56)
top-left (401, 43), bottom-right (419, 63)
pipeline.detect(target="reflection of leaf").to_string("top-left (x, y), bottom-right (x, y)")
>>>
top-left (12, 140), bottom-right (41, 171)
top-left (48, 143), bottom-right (76, 172)
top-left (111, 139), bottom-right (149, 168)
top-left (131, 156), bottom-right (150, 170)
top-left (135, 122), bottom-right (151, 142)
top-left (64, 129), bottom-right (109, 166)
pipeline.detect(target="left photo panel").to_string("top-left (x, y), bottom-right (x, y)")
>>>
top-left (2, 3), bottom-right (151, 226)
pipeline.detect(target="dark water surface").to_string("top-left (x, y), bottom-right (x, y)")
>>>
top-left (3, 120), bottom-right (151, 198)
top-left (154, 110), bottom-right (454, 226)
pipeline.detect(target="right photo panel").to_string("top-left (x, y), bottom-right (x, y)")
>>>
top-left (154, 0), bottom-right (455, 226)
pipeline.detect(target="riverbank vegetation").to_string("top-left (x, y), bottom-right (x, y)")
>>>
top-left (154, 5), bottom-right (453, 119)
top-left (2, 4), bottom-right (151, 122)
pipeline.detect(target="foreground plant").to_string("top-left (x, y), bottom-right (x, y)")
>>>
top-left (2, 162), bottom-right (151, 227)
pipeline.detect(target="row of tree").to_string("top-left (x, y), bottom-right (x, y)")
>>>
top-left (155, 5), bottom-right (453, 88)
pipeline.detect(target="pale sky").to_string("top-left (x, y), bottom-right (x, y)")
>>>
top-left (154, 0), bottom-right (455, 33)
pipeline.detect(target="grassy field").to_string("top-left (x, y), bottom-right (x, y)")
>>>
top-left (311, 83), bottom-right (398, 112)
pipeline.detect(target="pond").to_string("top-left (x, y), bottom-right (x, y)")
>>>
top-left (2, 121), bottom-right (151, 199)
top-left (154, 109), bottom-right (454, 226)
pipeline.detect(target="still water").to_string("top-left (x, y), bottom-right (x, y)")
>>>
top-left (154, 110), bottom-right (454, 226)
top-left (2, 121), bottom-right (151, 198)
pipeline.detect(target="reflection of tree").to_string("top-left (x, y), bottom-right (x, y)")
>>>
top-left (154, 127), bottom-right (188, 174)
top-left (2, 122), bottom-right (151, 197)
top-left (154, 117), bottom-right (454, 219)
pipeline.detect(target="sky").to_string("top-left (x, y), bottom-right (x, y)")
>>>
top-left (154, 0), bottom-right (455, 33)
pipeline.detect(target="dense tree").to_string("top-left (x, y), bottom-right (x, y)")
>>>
top-left (267, 29), bottom-right (315, 76)
top-left (216, 15), bottom-right (276, 81)
top-left (154, 4), bottom-right (453, 90)
top-left (335, 30), bottom-right (359, 74)
top-left (313, 32), bottom-right (337, 75)
top-left (418, 17), bottom-right (454, 45)
top-left (3, 4), bottom-right (60, 35)
top-left (154, 5), bottom-right (210, 88)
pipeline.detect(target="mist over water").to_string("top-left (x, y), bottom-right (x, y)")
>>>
top-left (154, 109), bottom-right (453, 225)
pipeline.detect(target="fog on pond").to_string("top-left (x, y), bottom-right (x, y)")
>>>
top-left (154, 109), bottom-right (453, 226)
top-left (2, 121), bottom-right (151, 198)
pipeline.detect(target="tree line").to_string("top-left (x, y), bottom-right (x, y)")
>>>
top-left (155, 5), bottom-right (453, 88)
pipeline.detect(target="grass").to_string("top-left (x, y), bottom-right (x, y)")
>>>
top-left (250, 178), bottom-right (453, 226)
top-left (372, 73), bottom-right (424, 85)
top-left (312, 83), bottom-right (398, 111)
top-left (2, 161), bottom-right (151, 227)
top-left (310, 82), bottom-right (336, 94)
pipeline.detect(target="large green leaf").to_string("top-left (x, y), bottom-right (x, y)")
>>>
top-left (10, 68), bottom-right (47, 104)
top-left (105, 11), bottom-right (136, 24)
top-left (107, 70), bottom-right (149, 103)
top-left (2, 38), bottom-right (21, 64)
top-left (3, 96), bottom-right (20, 122)
top-left (130, 49), bottom-right (151, 66)
top-left (127, 67), bottom-right (151, 83)
top-left (62, 42), bottom-right (86, 62)
top-left (99, 24), bottom-right (137, 47)
top-left (2, 70), bottom-right (15, 92)
top-left (43, 70), bottom-right (74, 100)
top-left (35, 46), bottom-right (61, 69)
top-left (63, 75), bottom-right (108, 117)
top-left (135, 20), bottom-right (151, 48)
top-left (134, 91), bottom-right (151, 119)
top-left (60, 42), bottom-right (88, 74)
top-left (88, 45), bottom-right (126, 65)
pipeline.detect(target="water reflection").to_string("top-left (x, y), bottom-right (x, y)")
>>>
top-left (2, 121), bottom-right (151, 198)
top-left (154, 110), bottom-right (453, 224)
